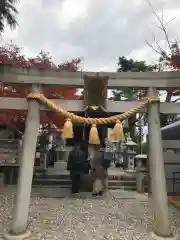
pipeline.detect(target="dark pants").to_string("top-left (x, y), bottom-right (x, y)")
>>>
top-left (47, 149), bottom-right (56, 166)
top-left (70, 173), bottom-right (81, 193)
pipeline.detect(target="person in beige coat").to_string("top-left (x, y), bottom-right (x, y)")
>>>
top-left (90, 145), bottom-right (107, 196)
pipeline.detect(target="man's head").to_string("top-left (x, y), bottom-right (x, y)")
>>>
top-left (74, 143), bottom-right (81, 149)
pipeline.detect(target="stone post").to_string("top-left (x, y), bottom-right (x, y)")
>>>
top-left (136, 170), bottom-right (144, 193)
top-left (39, 149), bottom-right (48, 169)
top-left (147, 154), bottom-right (151, 195)
top-left (53, 147), bottom-right (68, 174)
top-left (135, 154), bottom-right (147, 193)
top-left (147, 87), bottom-right (175, 239)
top-left (4, 85), bottom-right (41, 240)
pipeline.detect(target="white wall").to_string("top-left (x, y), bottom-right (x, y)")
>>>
top-left (163, 140), bottom-right (180, 194)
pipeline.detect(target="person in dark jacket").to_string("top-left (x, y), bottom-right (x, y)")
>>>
top-left (67, 143), bottom-right (86, 194)
top-left (80, 140), bottom-right (89, 159)
top-left (80, 140), bottom-right (90, 174)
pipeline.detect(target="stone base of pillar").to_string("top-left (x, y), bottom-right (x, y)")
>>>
top-left (136, 172), bottom-right (144, 193)
top-left (149, 232), bottom-right (176, 240)
top-left (53, 161), bottom-right (67, 173)
top-left (3, 230), bottom-right (31, 240)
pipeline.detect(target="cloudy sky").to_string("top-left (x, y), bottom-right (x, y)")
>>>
top-left (1, 0), bottom-right (180, 71)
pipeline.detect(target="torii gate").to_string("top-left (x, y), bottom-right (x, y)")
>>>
top-left (2, 65), bottom-right (179, 240)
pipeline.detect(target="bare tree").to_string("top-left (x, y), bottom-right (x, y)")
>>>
top-left (145, 0), bottom-right (180, 125)
top-left (145, 0), bottom-right (176, 70)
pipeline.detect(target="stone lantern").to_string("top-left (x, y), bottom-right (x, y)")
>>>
top-left (111, 140), bottom-right (120, 167)
top-left (135, 154), bottom-right (147, 193)
top-left (125, 137), bottom-right (137, 172)
top-left (135, 154), bottom-right (147, 169)
top-left (119, 140), bottom-right (126, 168)
top-left (53, 137), bottom-right (68, 174)
top-left (111, 140), bottom-right (126, 168)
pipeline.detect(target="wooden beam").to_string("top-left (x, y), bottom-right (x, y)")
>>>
top-left (1, 97), bottom-right (180, 114)
top-left (1, 65), bottom-right (180, 88)
top-left (0, 98), bottom-right (83, 111)
top-left (1, 73), bottom-right (180, 89)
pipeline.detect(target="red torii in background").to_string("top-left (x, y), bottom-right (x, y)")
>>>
top-left (0, 42), bottom-right (81, 132)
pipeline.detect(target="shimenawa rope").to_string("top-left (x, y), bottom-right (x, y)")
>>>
top-left (27, 93), bottom-right (160, 144)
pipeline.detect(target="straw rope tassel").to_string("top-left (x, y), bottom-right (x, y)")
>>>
top-left (113, 120), bottom-right (125, 141)
top-left (89, 124), bottom-right (100, 145)
top-left (63, 118), bottom-right (73, 139)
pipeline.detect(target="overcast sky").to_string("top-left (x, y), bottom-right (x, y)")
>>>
top-left (1, 0), bottom-right (180, 71)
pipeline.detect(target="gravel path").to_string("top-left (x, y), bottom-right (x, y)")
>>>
top-left (0, 187), bottom-right (180, 240)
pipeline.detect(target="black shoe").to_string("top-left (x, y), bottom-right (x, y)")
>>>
top-left (92, 193), bottom-right (98, 197)
top-left (71, 193), bottom-right (79, 198)
top-left (99, 191), bottom-right (103, 196)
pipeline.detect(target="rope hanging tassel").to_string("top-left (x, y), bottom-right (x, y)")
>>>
top-left (27, 93), bottom-right (160, 142)
top-left (112, 120), bottom-right (125, 141)
top-left (27, 93), bottom-right (160, 125)
top-left (89, 124), bottom-right (100, 145)
top-left (63, 118), bottom-right (73, 139)
top-left (60, 129), bottom-right (64, 138)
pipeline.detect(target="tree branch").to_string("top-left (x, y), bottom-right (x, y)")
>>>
top-left (145, 40), bottom-right (161, 55)
top-left (146, 0), bottom-right (173, 54)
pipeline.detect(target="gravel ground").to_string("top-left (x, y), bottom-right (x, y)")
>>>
top-left (0, 187), bottom-right (180, 240)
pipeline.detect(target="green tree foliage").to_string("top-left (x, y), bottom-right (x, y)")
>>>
top-left (110, 56), bottom-right (157, 140)
top-left (112, 56), bottom-right (179, 145)
top-left (117, 56), bottom-right (157, 72)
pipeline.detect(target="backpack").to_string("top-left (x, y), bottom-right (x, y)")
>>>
top-left (102, 151), bottom-right (113, 169)
top-left (73, 149), bottom-right (84, 164)
top-left (67, 148), bottom-right (85, 172)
